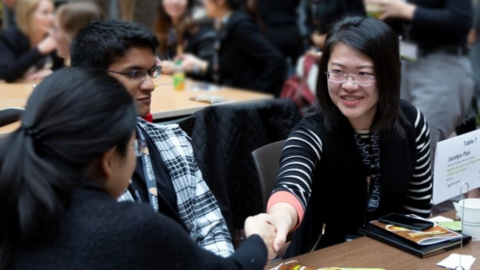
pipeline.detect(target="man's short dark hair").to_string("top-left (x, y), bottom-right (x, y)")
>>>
top-left (71, 20), bottom-right (159, 69)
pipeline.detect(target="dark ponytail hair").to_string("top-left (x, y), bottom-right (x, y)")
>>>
top-left (0, 67), bottom-right (137, 269)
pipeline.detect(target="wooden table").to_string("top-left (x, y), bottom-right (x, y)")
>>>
top-left (151, 80), bottom-right (274, 119)
top-left (0, 76), bottom-right (273, 135)
top-left (267, 211), bottom-right (479, 270)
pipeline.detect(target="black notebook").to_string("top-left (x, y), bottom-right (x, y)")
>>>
top-left (358, 223), bottom-right (472, 258)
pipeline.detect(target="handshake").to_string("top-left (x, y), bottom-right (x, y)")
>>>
top-left (244, 203), bottom-right (298, 261)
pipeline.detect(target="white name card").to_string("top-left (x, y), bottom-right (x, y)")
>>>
top-left (433, 129), bottom-right (480, 204)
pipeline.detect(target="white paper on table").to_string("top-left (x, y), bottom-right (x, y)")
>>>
top-left (429, 216), bottom-right (454, 223)
top-left (433, 129), bottom-right (480, 205)
top-left (437, 254), bottom-right (476, 270)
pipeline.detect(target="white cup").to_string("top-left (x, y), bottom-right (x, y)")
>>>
top-left (454, 198), bottom-right (480, 241)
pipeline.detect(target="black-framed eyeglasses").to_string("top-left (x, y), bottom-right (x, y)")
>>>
top-left (134, 139), bottom-right (147, 157)
top-left (108, 66), bottom-right (162, 83)
top-left (325, 70), bottom-right (375, 86)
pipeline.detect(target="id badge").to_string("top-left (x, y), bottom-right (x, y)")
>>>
top-left (399, 41), bottom-right (418, 62)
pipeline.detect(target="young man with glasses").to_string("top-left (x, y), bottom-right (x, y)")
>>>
top-left (70, 20), bottom-right (234, 257)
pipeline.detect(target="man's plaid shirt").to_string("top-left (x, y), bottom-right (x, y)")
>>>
top-left (119, 118), bottom-right (234, 257)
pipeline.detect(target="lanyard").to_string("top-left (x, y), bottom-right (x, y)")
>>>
top-left (137, 126), bottom-right (159, 213)
top-left (355, 131), bottom-right (381, 220)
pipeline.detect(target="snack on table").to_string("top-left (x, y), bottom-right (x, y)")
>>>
top-left (273, 260), bottom-right (317, 270)
top-left (271, 261), bottom-right (385, 270)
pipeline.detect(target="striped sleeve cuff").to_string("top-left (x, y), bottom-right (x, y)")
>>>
top-left (267, 191), bottom-right (305, 231)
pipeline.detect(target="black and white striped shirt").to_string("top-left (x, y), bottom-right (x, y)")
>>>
top-left (269, 107), bottom-right (433, 222)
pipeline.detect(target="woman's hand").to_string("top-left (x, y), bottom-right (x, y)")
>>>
top-left (25, 69), bottom-right (52, 81)
top-left (267, 203), bottom-right (298, 252)
top-left (364, 0), bottom-right (416, 21)
top-left (159, 60), bottom-right (176, 75)
top-left (38, 35), bottom-right (58, 55)
top-left (176, 54), bottom-right (208, 74)
top-left (244, 214), bottom-right (277, 260)
top-left (306, 48), bottom-right (323, 63)
top-left (467, 29), bottom-right (477, 47)
top-left (311, 32), bottom-right (326, 50)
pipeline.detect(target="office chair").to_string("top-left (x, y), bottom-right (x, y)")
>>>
top-left (252, 140), bottom-right (285, 211)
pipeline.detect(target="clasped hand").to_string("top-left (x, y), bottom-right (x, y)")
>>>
top-left (245, 204), bottom-right (297, 261)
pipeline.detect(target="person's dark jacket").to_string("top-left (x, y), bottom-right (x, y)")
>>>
top-left (0, 27), bottom-right (64, 82)
top-left (475, 1), bottom-right (480, 34)
top-left (191, 99), bottom-right (301, 233)
top-left (386, 0), bottom-right (473, 51)
top-left (184, 22), bottom-right (217, 81)
top-left (257, 0), bottom-right (304, 63)
top-left (9, 188), bottom-right (268, 270)
top-left (207, 11), bottom-right (287, 96)
top-left (160, 21), bottom-right (216, 81)
top-left (306, 0), bottom-right (366, 35)
top-left (162, 21), bottom-right (216, 61)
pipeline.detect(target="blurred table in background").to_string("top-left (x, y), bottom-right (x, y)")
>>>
top-left (0, 76), bottom-right (273, 136)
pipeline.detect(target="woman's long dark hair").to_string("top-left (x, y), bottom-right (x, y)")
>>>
top-left (316, 16), bottom-right (405, 137)
top-left (154, 0), bottom-right (195, 56)
top-left (0, 68), bottom-right (137, 269)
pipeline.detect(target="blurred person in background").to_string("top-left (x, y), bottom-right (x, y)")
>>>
top-left (154, 0), bottom-right (216, 80)
top-left (365, 0), bottom-right (474, 162)
top-left (0, 0), bottom-right (63, 82)
top-left (365, 0), bottom-right (474, 213)
top-left (52, 1), bottom-right (103, 65)
top-left (257, 0), bottom-right (305, 70)
top-left (0, 68), bottom-right (276, 270)
top-left (177, 0), bottom-right (287, 96)
top-left (306, 0), bottom-right (365, 50)
top-left (467, 0), bottom-right (480, 199)
top-left (470, 0), bottom-right (480, 116)
top-left (119, 0), bottom-right (136, 21)
top-left (2, 0), bottom-right (17, 27)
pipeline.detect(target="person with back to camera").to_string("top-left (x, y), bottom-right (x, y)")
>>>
top-left (0, 67), bottom-right (277, 270)
top-left (251, 16), bottom-right (433, 258)
top-left (0, 0), bottom-right (63, 82)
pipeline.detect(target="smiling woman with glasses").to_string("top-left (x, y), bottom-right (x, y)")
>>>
top-left (325, 70), bottom-right (376, 86)
top-left (251, 16), bottom-right (434, 259)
